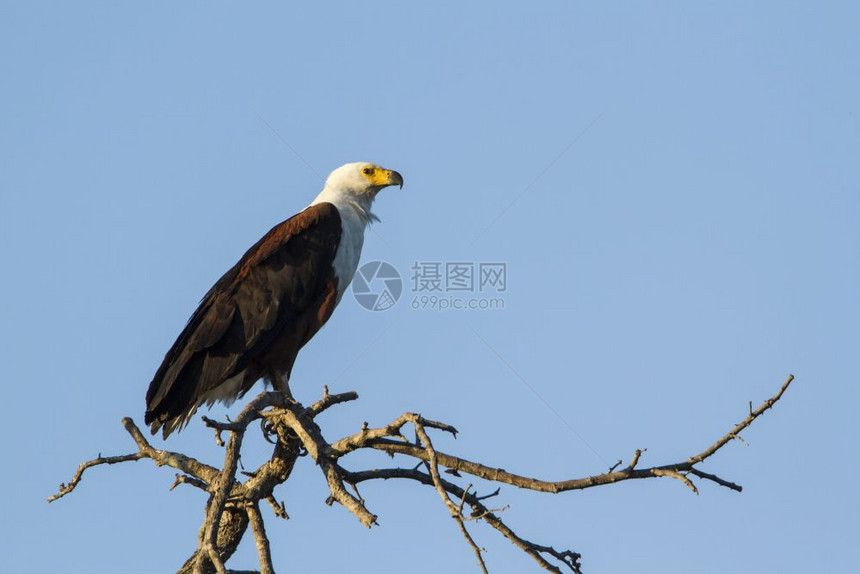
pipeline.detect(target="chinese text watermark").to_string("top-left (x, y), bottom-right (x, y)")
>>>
top-left (352, 261), bottom-right (507, 312)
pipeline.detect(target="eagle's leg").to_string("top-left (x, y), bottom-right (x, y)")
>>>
top-left (269, 373), bottom-right (295, 400)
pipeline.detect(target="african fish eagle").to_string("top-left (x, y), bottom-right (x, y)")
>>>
top-left (145, 162), bottom-right (403, 437)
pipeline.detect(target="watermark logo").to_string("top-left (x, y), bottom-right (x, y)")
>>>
top-left (410, 260), bottom-right (506, 311)
top-left (352, 260), bottom-right (507, 312)
top-left (410, 261), bottom-right (507, 293)
top-left (352, 261), bottom-right (403, 312)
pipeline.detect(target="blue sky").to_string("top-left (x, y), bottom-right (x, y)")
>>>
top-left (2, 2), bottom-right (858, 573)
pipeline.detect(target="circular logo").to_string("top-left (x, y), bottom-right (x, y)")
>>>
top-left (352, 261), bottom-right (402, 311)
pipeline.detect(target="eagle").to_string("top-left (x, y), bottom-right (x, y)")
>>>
top-left (145, 162), bottom-right (403, 437)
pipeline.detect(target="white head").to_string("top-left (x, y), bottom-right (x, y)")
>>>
top-left (324, 162), bottom-right (403, 197)
top-left (314, 162), bottom-right (404, 224)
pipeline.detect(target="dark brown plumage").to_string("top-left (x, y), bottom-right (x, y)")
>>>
top-left (145, 202), bottom-right (342, 437)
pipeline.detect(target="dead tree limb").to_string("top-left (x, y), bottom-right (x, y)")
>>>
top-left (49, 375), bottom-right (794, 573)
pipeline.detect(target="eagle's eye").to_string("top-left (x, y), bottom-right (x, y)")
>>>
top-left (362, 167), bottom-right (374, 175)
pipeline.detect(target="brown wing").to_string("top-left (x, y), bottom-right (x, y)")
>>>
top-left (145, 202), bottom-right (342, 437)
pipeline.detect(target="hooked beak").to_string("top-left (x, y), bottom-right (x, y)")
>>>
top-left (386, 169), bottom-right (404, 189)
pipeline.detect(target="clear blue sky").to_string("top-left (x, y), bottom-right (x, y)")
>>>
top-left (2, 2), bottom-right (858, 573)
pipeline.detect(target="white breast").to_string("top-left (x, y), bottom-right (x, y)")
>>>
top-left (309, 188), bottom-right (374, 303)
top-left (330, 203), bottom-right (367, 302)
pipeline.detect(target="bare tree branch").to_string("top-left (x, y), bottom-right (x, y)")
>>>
top-left (345, 375), bottom-right (795, 497)
top-left (247, 503), bottom-right (274, 574)
top-left (47, 416), bottom-right (222, 503)
top-left (411, 414), bottom-right (488, 573)
top-left (305, 386), bottom-right (359, 416)
top-left (683, 374), bottom-right (793, 466)
top-left (47, 452), bottom-right (146, 503)
top-left (193, 393), bottom-right (286, 574)
top-left (264, 495), bottom-right (289, 520)
top-left (261, 402), bottom-right (378, 527)
top-left (49, 375), bottom-right (794, 573)
top-left (343, 467), bottom-right (581, 574)
top-left (171, 473), bottom-right (211, 493)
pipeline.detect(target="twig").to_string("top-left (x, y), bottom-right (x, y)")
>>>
top-left (202, 417), bottom-right (227, 447)
top-left (684, 374), bottom-right (793, 466)
top-left (48, 417), bottom-right (222, 502)
top-left (625, 449), bottom-right (645, 471)
top-left (171, 473), bottom-right (210, 493)
top-left (305, 387), bottom-right (359, 416)
top-left (688, 468), bottom-right (742, 492)
top-left (47, 452), bottom-right (146, 502)
top-left (476, 487), bottom-right (501, 501)
top-left (330, 412), bottom-right (457, 456)
top-left (265, 495), bottom-right (289, 520)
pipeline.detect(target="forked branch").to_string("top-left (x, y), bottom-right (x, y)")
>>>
top-left (49, 375), bottom-right (793, 573)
